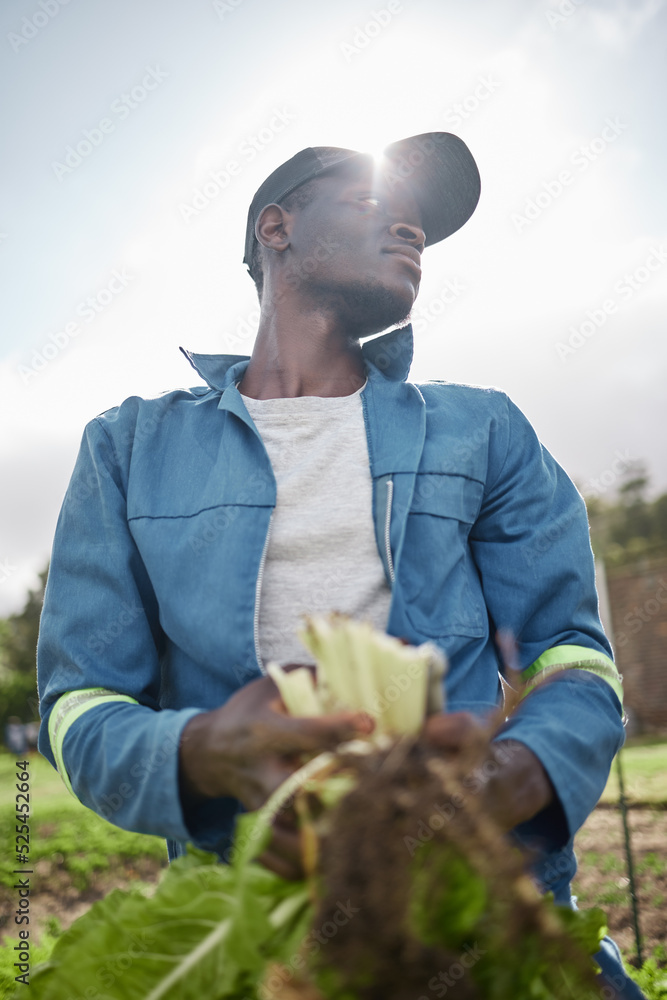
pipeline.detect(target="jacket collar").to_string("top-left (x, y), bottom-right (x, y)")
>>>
top-left (179, 325), bottom-right (414, 391)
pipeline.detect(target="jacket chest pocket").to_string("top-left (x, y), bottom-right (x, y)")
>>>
top-left (399, 473), bottom-right (486, 638)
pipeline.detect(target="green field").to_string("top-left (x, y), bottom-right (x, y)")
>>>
top-left (1, 744), bottom-right (666, 999)
top-left (0, 741), bottom-right (664, 904)
top-left (2, 738), bottom-right (665, 814)
top-left (0, 752), bottom-right (167, 893)
top-left (599, 741), bottom-right (667, 804)
top-left (1, 751), bottom-right (89, 809)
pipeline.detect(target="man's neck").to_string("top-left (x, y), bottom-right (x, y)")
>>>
top-left (237, 292), bottom-right (367, 400)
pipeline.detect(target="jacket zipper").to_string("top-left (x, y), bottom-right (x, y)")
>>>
top-left (254, 513), bottom-right (273, 674)
top-left (385, 478), bottom-right (395, 585)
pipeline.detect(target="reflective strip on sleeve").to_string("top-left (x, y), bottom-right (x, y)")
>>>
top-left (48, 687), bottom-right (139, 795)
top-left (521, 644), bottom-right (623, 706)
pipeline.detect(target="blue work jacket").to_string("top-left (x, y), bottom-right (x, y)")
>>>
top-left (37, 326), bottom-right (624, 895)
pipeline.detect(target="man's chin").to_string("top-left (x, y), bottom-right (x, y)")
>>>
top-left (313, 279), bottom-right (414, 338)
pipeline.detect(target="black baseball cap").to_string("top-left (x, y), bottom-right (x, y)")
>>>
top-left (243, 132), bottom-right (481, 272)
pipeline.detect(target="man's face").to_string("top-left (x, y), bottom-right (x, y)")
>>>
top-left (280, 159), bottom-right (426, 338)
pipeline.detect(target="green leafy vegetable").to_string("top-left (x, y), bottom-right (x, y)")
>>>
top-left (20, 835), bottom-right (311, 1000)
top-left (16, 616), bottom-right (613, 1000)
top-left (268, 614), bottom-right (447, 738)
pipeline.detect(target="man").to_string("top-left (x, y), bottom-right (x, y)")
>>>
top-left (37, 133), bottom-right (641, 995)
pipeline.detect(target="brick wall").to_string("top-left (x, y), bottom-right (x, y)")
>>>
top-left (606, 560), bottom-right (667, 734)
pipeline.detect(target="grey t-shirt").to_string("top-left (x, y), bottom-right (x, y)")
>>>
top-left (241, 385), bottom-right (392, 665)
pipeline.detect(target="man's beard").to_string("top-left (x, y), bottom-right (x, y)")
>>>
top-left (304, 277), bottom-right (412, 339)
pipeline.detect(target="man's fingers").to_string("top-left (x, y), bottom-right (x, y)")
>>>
top-left (252, 709), bottom-right (374, 757)
top-left (256, 822), bottom-right (305, 881)
top-left (291, 709), bottom-right (375, 742)
top-left (272, 801), bottom-right (299, 830)
top-left (256, 847), bottom-right (303, 882)
top-left (421, 711), bottom-right (486, 751)
top-left (269, 820), bottom-right (302, 857)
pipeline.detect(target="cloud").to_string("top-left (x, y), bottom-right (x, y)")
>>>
top-left (579, 0), bottom-right (665, 52)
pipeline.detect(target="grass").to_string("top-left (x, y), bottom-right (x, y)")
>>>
top-left (0, 737), bottom-right (664, 892)
top-left (3, 738), bottom-right (665, 812)
top-left (627, 951), bottom-right (667, 1000)
top-left (0, 742), bottom-right (667, 1000)
top-left (0, 751), bottom-right (79, 809)
top-left (601, 853), bottom-right (624, 873)
top-left (0, 751), bottom-right (167, 893)
top-left (638, 853), bottom-right (667, 877)
top-left (599, 742), bottom-right (667, 804)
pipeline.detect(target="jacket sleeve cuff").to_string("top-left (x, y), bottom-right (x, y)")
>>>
top-left (60, 701), bottom-right (220, 842)
top-left (493, 670), bottom-right (625, 846)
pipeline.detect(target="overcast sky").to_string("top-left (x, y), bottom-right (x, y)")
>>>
top-left (1, 0), bottom-right (666, 616)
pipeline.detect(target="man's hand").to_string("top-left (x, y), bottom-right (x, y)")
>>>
top-left (421, 711), bottom-right (555, 832)
top-left (179, 671), bottom-right (373, 880)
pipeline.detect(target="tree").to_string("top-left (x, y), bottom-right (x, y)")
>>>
top-left (585, 465), bottom-right (667, 567)
top-left (0, 564), bottom-right (47, 729)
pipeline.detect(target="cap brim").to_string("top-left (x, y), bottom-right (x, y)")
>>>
top-left (243, 132), bottom-right (480, 268)
top-left (380, 132), bottom-right (481, 246)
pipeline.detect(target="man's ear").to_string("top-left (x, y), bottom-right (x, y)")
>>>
top-left (255, 203), bottom-right (291, 253)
